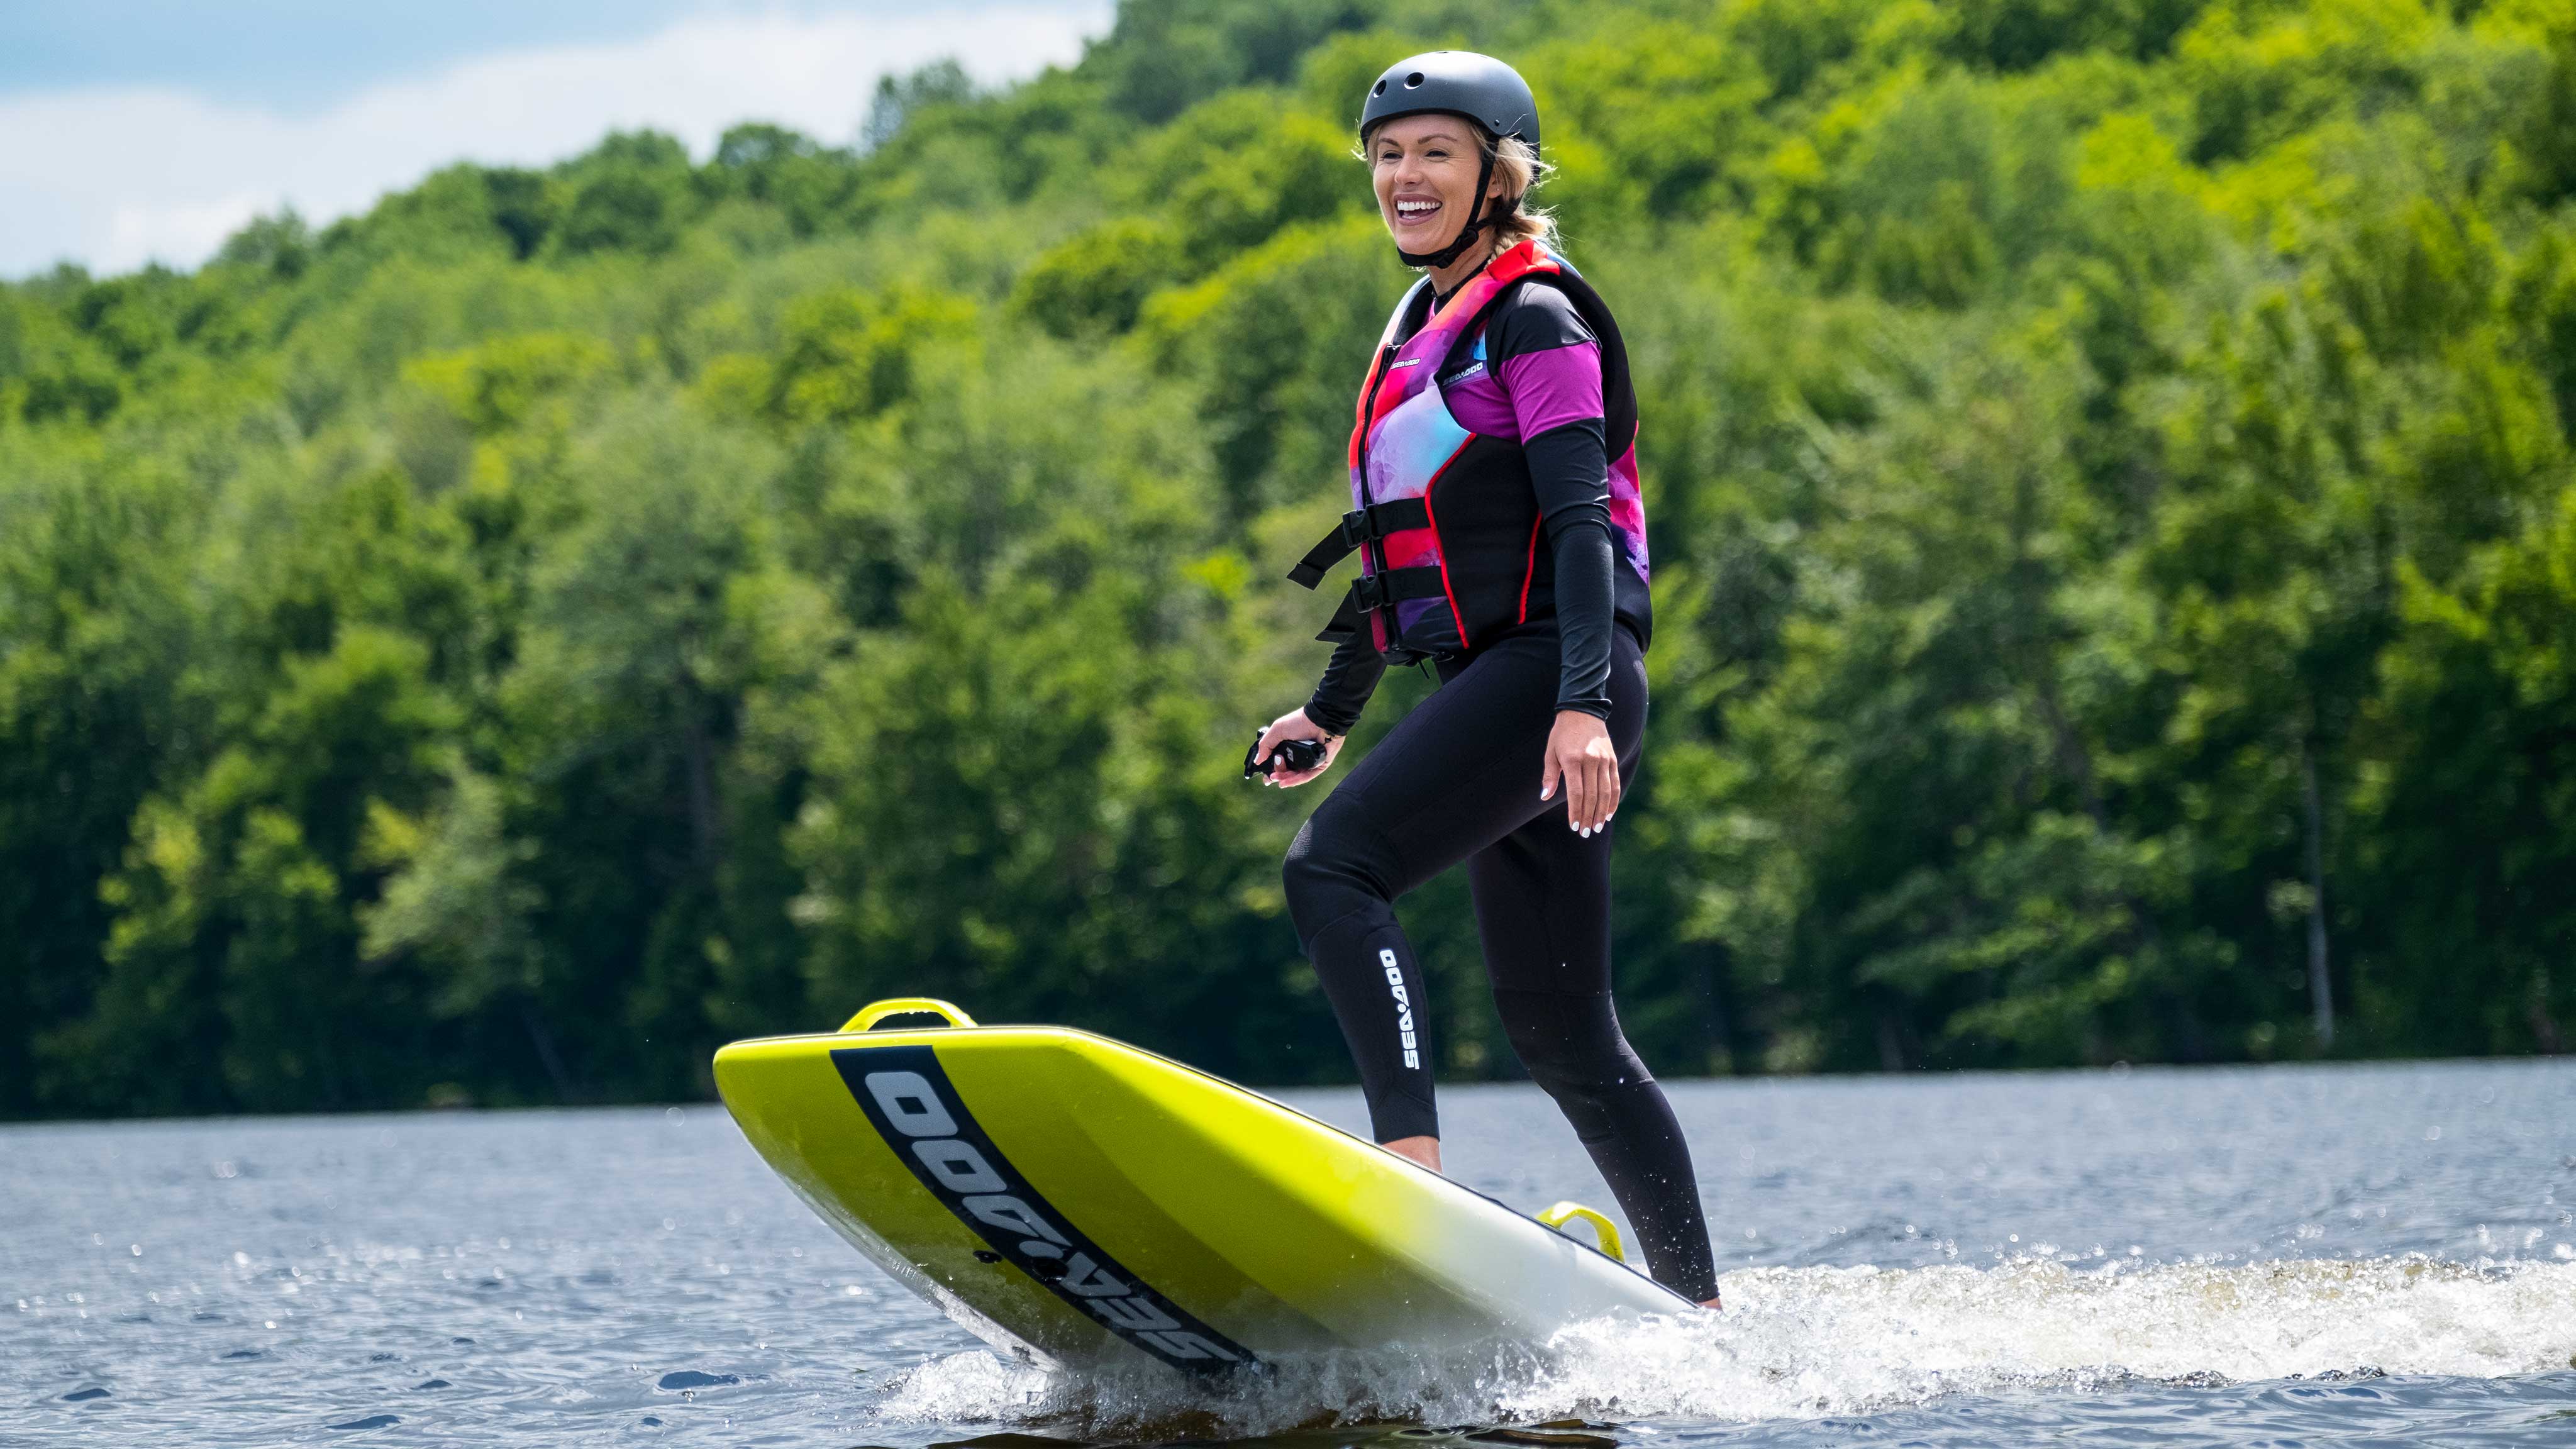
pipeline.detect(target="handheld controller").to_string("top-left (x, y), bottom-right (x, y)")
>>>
top-left (1243, 729), bottom-right (1331, 781)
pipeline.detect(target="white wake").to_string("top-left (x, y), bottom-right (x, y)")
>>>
top-left (864, 1257), bottom-right (2576, 1438)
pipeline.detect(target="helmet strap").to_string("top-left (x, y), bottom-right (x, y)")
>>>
top-left (1395, 142), bottom-right (1500, 270)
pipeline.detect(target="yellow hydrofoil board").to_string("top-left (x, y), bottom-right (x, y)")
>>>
top-left (713, 997), bottom-right (1694, 1376)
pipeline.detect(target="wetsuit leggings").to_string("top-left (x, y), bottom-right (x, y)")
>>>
top-left (1282, 626), bottom-right (1720, 1302)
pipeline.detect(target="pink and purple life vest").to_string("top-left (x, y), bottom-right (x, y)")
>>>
top-left (1290, 240), bottom-right (1647, 665)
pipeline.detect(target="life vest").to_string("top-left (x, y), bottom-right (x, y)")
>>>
top-left (1289, 240), bottom-right (1647, 665)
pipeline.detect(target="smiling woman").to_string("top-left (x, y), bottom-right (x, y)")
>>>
top-left (1250, 50), bottom-right (1712, 1307)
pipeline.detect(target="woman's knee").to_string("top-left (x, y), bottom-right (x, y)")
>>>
top-left (1497, 989), bottom-right (1647, 1096)
top-left (1284, 811), bottom-right (1376, 947)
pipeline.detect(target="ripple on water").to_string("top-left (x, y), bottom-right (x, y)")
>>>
top-left (5, 1063), bottom-right (2572, 1447)
top-left (657, 1369), bottom-right (741, 1391)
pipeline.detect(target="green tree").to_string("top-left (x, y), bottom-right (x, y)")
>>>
top-left (8, 0), bottom-right (2576, 1119)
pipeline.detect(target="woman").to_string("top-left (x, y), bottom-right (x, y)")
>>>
top-left (1252, 51), bottom-right (1720, 1307)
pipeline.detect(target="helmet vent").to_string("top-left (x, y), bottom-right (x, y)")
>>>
top-left (1359, 52), bottom-right (1540, 162)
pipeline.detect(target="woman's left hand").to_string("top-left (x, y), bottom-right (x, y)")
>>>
top-left (1540, 710), bottom-right (1620, 835)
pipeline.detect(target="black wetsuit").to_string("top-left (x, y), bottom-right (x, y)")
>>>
top-left (1282, 278), bottom-right (1719, 1304)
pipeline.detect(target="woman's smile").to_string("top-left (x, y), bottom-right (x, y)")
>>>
top-left (1392, 195), bottom-right (1445, 233)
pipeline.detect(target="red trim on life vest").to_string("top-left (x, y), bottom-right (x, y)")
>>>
top-left (1443, 241), bottom-right (1553, 320)
top-left (1413, 435), bottom-right (1479, 650)
top-left (1350, 346), bottom-right (1393, 472)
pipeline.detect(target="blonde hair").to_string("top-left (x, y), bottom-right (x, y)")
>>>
top-left (1485, 134), bottom-right (1558, 250)
top-left (1359, 122), bottom-right (1560, 257)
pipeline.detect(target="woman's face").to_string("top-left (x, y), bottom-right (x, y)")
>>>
top-left (1369, 113), bottom-right (1499, 256)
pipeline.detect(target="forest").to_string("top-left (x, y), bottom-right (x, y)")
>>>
top-left (5, 0), bottom-right (2573, 1118)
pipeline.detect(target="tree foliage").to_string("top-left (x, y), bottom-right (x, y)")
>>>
top-left (6, 0), bottom-right (2574, 1116)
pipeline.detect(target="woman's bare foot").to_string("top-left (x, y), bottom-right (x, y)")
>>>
top-left (1381, 1135), bottom-right (1442, 1171)
top-left (1699, 1295), bottom-right (1723, 1310)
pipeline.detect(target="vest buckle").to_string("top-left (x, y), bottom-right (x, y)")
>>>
top-left (1287, 499), bottom-right (1430, 590)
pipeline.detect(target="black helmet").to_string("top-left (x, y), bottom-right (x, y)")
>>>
top-left (1358, 52), bottom-right (1539, 270)
top-left (1359, 51), bottom-right (1539, 157)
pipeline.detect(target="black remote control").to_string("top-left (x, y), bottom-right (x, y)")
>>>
top-left (1243, 728), bottom-right (1331, 780)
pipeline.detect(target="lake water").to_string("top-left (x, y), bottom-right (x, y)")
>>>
top-left (6, 1059), bottom-right (2573, 1446)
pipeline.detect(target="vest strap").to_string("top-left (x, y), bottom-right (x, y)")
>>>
top-left (1351, 565), bottom-right (1448, 613)
top-left (1285, 498), bottom-right (1434, 589)
top-left (1313, 565), bottom-right (1448, 643)
top-left (1316, 591), bottom-right (1362, 644)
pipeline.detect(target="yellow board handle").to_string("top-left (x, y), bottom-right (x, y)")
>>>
top-left (1538, 1201), bottom-right (1626, 1263)
top-left (838, 997), bottom-right (979, 1033)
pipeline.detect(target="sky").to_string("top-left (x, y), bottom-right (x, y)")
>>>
top-left (0, 1), bottom-right (1118, 279)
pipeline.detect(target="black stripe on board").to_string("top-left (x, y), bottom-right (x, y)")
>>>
top-left (831, 1043), bottom-right (1259, 1375)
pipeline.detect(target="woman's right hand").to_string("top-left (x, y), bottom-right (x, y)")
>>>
top-left (1254, 709), bottom-right (1343, 788)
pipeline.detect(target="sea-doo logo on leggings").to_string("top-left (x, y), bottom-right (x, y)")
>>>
top-left (830, 1044), bottom-right (1255, 1375)
top-left (1380, 949), bottom-right (1419, 1069)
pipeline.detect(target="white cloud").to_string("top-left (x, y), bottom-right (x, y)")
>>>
top-left (0, 3), bottom-right (1111, 277)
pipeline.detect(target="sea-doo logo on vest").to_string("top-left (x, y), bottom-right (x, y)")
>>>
top-left (831, 1044), bottom-right (1255, 1375)
top-left (1379, 949), bottom-right (1419, 1069)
